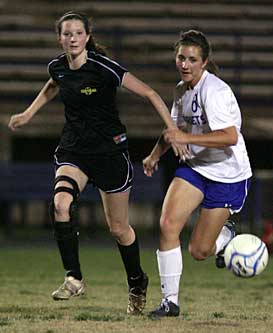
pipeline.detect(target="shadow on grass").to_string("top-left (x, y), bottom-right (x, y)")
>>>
top-left (0, 317), bottom-right (9, 327)
top-left (75, 312), bottom-right (125, 322)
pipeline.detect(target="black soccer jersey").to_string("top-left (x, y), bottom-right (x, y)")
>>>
top-left (48, 50), bottom-right (128, 155)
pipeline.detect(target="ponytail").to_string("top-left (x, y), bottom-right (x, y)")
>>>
top-left (86, 35), bottom-right (107, 56)
top-left (206, 59), bottom-right (220, 76)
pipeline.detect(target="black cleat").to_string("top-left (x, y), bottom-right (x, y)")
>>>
top-left (215, 248), bottom-right (226, 268)
top-left (149, 299), bottom-right (180, 318)
top-left (127, 273), bottom-right (149, 315)
top-left (215, 220), bottom-right (236, 268)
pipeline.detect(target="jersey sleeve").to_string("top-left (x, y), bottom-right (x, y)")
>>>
top-left (203, 85), bottom-right (238, 131)
top-left (171, 82), bottom-right (187, 127)
top-left (92, 53), bottom-right (128, 87)
top-left (47, 59), bottom-right (58, 82)
top-left (171, 100), bottom-right (186, 127)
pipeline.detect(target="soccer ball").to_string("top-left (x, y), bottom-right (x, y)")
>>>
top-left (224, 234), bottom-right (269, 278)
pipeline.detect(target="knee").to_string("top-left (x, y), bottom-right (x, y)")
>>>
top-left (108, 219), bottom-right (129, 241)
top-left (188, 243), bottom-right (211, 261)
top-left (52, 175), bottom-right (80, 222)
top-left (159, 214), bottom-right (178, 237)
top-left (53, 194), bottom-right (72, 220)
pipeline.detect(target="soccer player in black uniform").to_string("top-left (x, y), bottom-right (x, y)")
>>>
top-left (8, 11), bottom-right (182, 314)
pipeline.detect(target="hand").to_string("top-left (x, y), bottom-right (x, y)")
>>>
top-left (170, 143), bottom-right (191, 162)
top-left (143, 155), bottom-right (159, 177)
top-left (163, 127), bottom-right (188, 145)
top-left (163, 128), bottom-right (191, 161)
top-left (8, 112), bottom-right (31, 131)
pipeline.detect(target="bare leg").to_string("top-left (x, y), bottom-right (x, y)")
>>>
top-left (100, 189), bottom-right (148, 314)
top-left (189, 207), bottom-right (230, 260)
top-left (159, 177), bottom-right (204, 250)
top-left (152, 177), bottom-right (203, 314)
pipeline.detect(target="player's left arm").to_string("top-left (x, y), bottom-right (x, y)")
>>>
top-left (122, 72), bottom-right (187, 158)
top-left (121, 72), bottom-right (176, 130)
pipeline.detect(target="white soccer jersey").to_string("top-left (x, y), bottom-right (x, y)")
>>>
top-left (171, 70), bottom-right (252, 183)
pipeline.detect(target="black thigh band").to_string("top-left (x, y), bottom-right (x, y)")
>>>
top-left (54, 175), bottom-right (80, 201)
top-left (50, 175), bottom-right (80, 223)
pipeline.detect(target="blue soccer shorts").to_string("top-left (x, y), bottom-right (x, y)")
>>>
top-left (174, 164), bottom-right (251, 214)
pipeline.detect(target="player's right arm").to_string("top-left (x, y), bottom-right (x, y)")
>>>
top-left (143, 134), bottom-right (170, 177)
top-left (143, 126), bottom-right (190, 177)
top-left (8, 78), bottom-right (59, 131)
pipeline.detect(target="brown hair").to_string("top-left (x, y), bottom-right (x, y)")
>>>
top-left (174, 29), bottom-right (219, 76)
top-left (55, 11), bottom-right (106, 55)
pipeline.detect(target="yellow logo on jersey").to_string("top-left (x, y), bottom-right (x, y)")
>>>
top-left (80, 87), bottom-right (97, 95)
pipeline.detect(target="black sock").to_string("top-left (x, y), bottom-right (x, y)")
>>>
top-left (117, 235), bottom-right (144, 287)
top-left (54, 222), bottom-right (82, 281)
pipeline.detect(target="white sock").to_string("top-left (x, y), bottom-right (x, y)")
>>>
top-left (215, 225), bottom-right (233, 255)
top-left (157, 246), bottom-right (183, 306)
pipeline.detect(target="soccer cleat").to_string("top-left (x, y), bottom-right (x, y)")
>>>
top-left (52, 276), bottom-right (85, 300)
top-left (127, 273), bottom-right (149, 315)
top-left (215, 220), bottom-right (236, 268)
top-left (149, 298), bottom-right (180, 318)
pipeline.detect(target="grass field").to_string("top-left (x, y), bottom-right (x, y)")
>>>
top-left (0, 240), bottom-right (272, 333)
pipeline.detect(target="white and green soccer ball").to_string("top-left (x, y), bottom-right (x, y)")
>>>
top-left (224, 234), bottom-right (269, 278)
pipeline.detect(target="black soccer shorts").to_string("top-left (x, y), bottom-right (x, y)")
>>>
top-left (54, 148), bottom-right (133, 193)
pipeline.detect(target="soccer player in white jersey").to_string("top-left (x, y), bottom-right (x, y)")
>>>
top-left (143, 30), bottom-right (252, 317)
